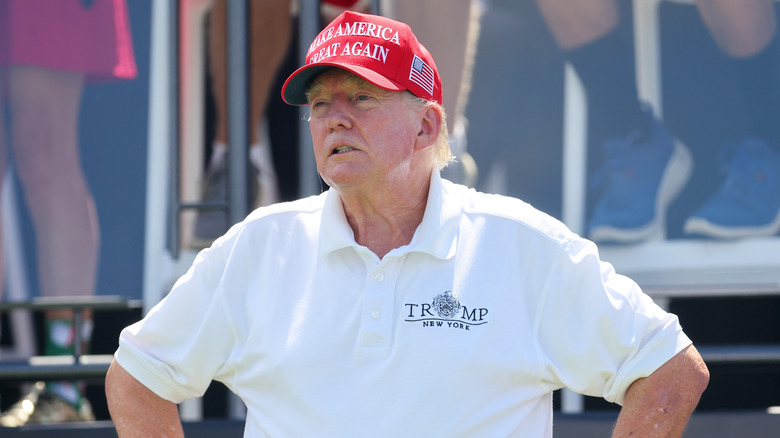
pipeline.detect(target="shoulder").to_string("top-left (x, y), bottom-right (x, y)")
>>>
top-left (442, 180), bottom-right (576, 246)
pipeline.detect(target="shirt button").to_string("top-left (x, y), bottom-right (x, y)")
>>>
top-left (371, 310), bottom-right (382, 320)
top-left (374, 273), bottom-right (384, 283)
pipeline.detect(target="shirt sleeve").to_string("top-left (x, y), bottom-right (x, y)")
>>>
top-left (114, 245), bottom-right (238, 404)
top-left (535, 237), bottom-right (692, 406)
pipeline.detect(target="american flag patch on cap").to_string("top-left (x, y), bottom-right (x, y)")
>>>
top-left (409, 55), bottom-right (435, 96)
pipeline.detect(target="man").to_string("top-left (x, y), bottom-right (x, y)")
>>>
top-left (106, 11), bottom-right (708, 437)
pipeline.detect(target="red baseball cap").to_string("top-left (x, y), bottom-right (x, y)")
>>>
top-left (281, 11), bottom-right (442, 106)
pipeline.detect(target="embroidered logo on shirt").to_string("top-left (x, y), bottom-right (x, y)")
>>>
top-left (404, 291), bottom-right (488, 331)
top-left (432, 291), bottom-right (461, 318)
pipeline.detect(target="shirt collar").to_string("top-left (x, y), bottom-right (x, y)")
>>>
top-left (319, 171), bottom-right (460, 260)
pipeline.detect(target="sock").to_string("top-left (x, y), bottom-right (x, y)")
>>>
top-left (45, 318), bottom-right (76, 357)
top-left (44, 318), bottom-right (89, 409)
top-left (729, 34), bottom-right (780, 149)
top-left (564, 22), bottom-right (652, 139)
top-left (249, 142), bottom-right (280, 206)
top-left (47, 382), bottom-right (82, 407)
top-left (249, 143), bottom-right (264, 170)
top-left (210, 142), bottom-right (228, 167)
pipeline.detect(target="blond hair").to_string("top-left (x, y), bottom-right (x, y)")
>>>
top-left (402, 93), bottom-right (454, 171)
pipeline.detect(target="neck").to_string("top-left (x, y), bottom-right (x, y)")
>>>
top-left (339, 178), bottom-right (430, 259)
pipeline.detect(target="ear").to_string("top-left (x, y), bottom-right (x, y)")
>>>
top-left (414, 106), bottom-right (443, 151)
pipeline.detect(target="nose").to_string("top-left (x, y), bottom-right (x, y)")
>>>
top-left (324, 96), bottom-right (353, 132)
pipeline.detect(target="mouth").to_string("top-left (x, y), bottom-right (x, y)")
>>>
top-left (331, 145), bottom-right (357, 155)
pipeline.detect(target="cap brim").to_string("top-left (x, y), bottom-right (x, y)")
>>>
top-left (282, 62), bottom-right (407, 106)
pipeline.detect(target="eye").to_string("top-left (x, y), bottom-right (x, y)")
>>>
top-left (353, 92), bottom-right (376, 103)
top-left (308, 99), bottom-right (329, 116)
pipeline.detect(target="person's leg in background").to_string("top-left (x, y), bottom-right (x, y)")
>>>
top-left (194, 0), bottom-right (291, 247)
top-left (248, 0), bottom-right (290, 208)
top-left (684, 0), bottom-right (780, 238)
top-left (382, 0), bottom-right (482, 187)
top-left (0, 66), bottom-right (97, 426)
top-left (536, 0), bottom-right (647, 136)
top-left (536, 0), bottom-right (692, 243)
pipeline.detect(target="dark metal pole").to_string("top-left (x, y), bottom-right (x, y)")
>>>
top-left (167, 0), bottom-right (181, 258)
top-left (227, 0), bottom-right (250, 224)
top-left (298, 0), bottom-right (319, 197)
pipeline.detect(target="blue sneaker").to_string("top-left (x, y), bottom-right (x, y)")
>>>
top-left (684, 137), bottom-right (780, 239)
top-left (587, 117), bottom-right (692, 243)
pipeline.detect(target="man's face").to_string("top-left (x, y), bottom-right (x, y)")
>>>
top-left (307, 69), bottom-right (425, 192)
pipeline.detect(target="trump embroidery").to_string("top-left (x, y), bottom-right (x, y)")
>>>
top-left (404, 291), bottom-right (489, 330)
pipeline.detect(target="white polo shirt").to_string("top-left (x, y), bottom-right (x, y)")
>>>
top-left (116, 171), bottom-right (691, 437)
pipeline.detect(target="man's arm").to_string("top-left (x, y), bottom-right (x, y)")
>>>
top-left (105, 359), bottom-right (185, 438)
top-left (613, 345), bottom-right (709, 437)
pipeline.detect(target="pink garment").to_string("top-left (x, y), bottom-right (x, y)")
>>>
top-left (0, 0), bottom-right (137, 81)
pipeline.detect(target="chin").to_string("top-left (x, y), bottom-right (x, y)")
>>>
top-left (323, 172), bottom-right (369, 192)
top-left (322, 164), bottom-right (367, 187)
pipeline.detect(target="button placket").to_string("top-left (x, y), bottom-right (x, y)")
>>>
top-left (358, 260), bottom-right (398, 349)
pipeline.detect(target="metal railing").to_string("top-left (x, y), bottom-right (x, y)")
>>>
top-left (0, 296), bottom-right (142, 382)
